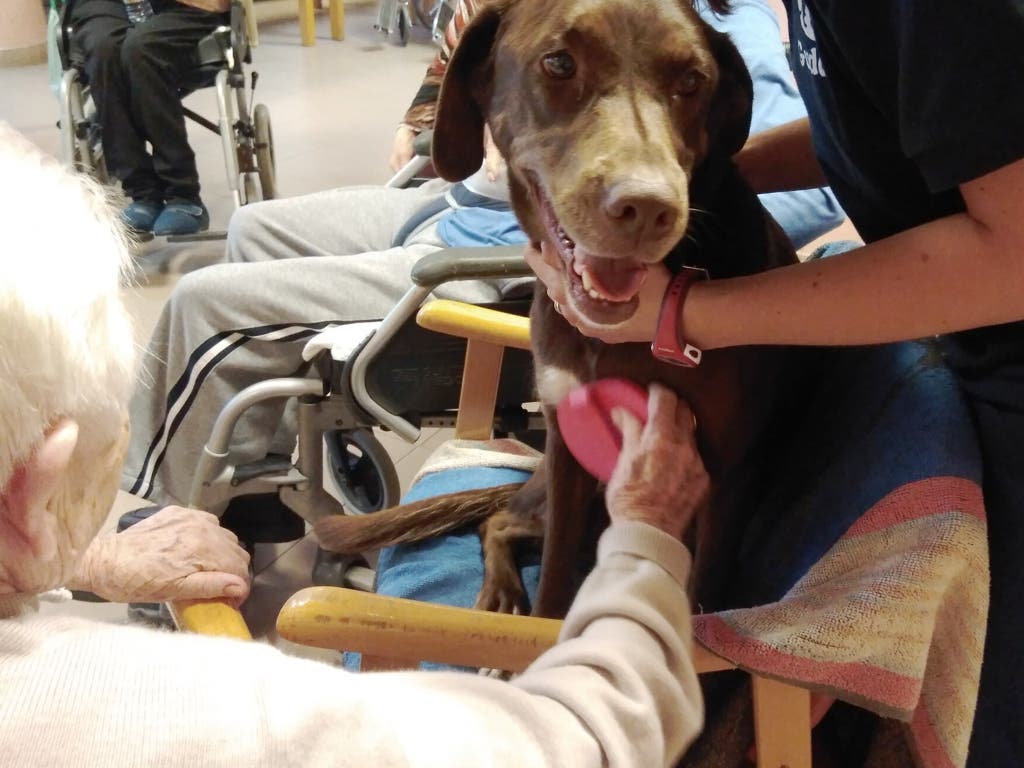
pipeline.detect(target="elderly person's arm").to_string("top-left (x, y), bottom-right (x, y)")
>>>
top-left (505, 383), bottom-right (706, 764)
top-left (252, 383), bottom-right (706, 767)
top-left (67, 506), bottom-right (251, 606)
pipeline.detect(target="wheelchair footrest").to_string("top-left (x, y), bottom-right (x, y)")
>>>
top-left (166, 229), bottom-right (228, 243)
top-left (219, 492), bottom-right (306, 544)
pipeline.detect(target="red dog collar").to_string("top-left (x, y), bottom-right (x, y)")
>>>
top-left (651, 267), bottom-right (709, 367)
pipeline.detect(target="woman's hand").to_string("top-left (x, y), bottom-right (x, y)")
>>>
top-left (389, 124), bottom-right (419, 172)
top-left (524, 241), bottom-right (673, 344)
top-left (483, 125), bottom-right (507, 182)
top-left (604, 383), bottom-right (708, 540)
top-left (73, 506), bottom-right (251, 607)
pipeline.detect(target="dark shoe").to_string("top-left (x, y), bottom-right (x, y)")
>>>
top-left (120, 199), bottom-right (163, 233)
top-left (152, 198), bottom-right (210, 236)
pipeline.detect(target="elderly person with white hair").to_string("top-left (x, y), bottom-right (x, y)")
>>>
top-left (0, 125), bottom-right (709, 767)
top-left (0, 128), bottom-right (250, 608)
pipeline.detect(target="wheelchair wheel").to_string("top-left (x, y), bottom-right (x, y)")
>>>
top-left (325, 428), bottom-right (400, 515)
top-left (411, 0), bottom-right (436, 29)
top-left (397, 6), bottom-right (409, 46)
top-left (253, 103), bottom-right (276, 200)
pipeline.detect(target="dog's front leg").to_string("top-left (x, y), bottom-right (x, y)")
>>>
top-left (533, 409), bottom-right (599, 619)
top-left (474, 467), bottom-right (547, 614)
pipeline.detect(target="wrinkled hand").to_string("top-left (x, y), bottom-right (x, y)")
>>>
top-left (523, 241), bottom-right (672, 344)
top-left (76, 506), bottom-right (251, 606)
top-left (389, 124), bottom-right (419, 172)
top-left (483, 125), bottom-right (506, 182)
top-left (604, 383), bottom-right (708, 540)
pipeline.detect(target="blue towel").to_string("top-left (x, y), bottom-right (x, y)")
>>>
top-left (343, 466), bottom-right (538, 672)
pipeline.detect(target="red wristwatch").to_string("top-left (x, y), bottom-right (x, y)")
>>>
top-left (651, 267), bottom-right (709, 367)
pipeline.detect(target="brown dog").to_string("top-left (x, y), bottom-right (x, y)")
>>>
top-left (317, 0), bottom-right (800, 618)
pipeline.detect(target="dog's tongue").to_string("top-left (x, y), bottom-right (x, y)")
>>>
top-left (578, 254), bottom-right (648, 302)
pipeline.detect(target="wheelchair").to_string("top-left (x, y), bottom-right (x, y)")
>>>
top-left (375, 0), bottom-right (454, 47)
top-left (55, 0), bottom-right (276, 240)
top-left (186, 244), bottom-right (540, 589)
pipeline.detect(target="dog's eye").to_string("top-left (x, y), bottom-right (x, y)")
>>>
top-left (674, 70), bottom-right (703, 99)
top-left (541, 51), bottom-right (577, 80)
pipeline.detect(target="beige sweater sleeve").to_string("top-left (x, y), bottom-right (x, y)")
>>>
top-left (1, 522), bottom-right (701, 768)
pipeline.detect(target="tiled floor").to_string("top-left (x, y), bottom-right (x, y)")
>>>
top-left (1, 5), bottom-right (456, 653)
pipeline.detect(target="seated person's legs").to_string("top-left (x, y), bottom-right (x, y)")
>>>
top-left (124, 237), bottom-right (505, 506)
top-left (69, 0), bottom-right (155, 215)
top-left (70, 0), bottom-right (226, 234)
top-left (225, 178), bottom-right (455, 264)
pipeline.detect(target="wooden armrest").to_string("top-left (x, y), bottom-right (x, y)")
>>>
top-left (416, 300), bottom-right (531, 351)
top-left (276, 587), bottom-right (734, 674)
top-left (170, 598), bottom-right (252, 640)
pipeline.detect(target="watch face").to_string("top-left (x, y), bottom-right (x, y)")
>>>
top-left (652, 340), bottom-right (700, 367)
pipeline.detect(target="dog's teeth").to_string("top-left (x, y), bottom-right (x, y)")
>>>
top-left (588, 288), bottom-right (604, 300)
top-left (580, 268), bottom-right (594, 292)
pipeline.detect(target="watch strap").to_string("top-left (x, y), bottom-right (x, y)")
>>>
top-left (651, 267), bottom-right (708, 367)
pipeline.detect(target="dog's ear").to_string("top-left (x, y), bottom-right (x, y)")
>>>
top-left (705, 28), bottom-right (753, 158)
top-left (432, 4), bottom-right (505, 181)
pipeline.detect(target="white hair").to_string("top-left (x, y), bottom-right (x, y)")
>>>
top-left (0, 123), bottom-right (137, 488)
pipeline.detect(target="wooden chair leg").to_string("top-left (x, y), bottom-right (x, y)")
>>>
top-left (329, 0), bottom-right (345, 40)
top-left (298, 0), bottom-right (316, 46)
top-left (454, 339), bottom-right (504, 440)
top-left (751, 674), bottom-right (813, 768)
top-left (240, 0), bottom-right (259, 47)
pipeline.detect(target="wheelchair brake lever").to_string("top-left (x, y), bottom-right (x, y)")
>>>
top-left (248, 71), bottom-right (259, 121)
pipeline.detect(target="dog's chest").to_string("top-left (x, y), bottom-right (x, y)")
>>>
top-left (532, 323), bottom-right (688, 408)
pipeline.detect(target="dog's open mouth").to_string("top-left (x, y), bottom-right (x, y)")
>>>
top-left (531, 177), bottom-right (649, 326)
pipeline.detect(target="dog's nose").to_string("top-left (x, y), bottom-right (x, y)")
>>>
top-left (602, 179), bottom-right (680, 243)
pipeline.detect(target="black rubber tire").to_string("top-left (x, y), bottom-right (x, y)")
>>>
top-left (397, 7), bottom-right (409, 46)
top-left (411, 0), bottom-right (436, 29)
top-left (242, 171), bottom-right (261, 205)
top-left (253, 103), bottom-right (277, 200)
top-left (325, 428), bottom-right (401, 515)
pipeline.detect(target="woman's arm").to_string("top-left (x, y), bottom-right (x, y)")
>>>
top-left (688, 155), bottom-right (1024, 349)
top-left (734, 117), bottom-right (829, 193)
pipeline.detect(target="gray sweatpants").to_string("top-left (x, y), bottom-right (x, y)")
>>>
top-left (123, 180), bottom-right (506, 505)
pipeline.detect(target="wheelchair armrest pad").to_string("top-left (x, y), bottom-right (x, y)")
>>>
top-left (410, 245), bottom-right (533, 288)
top-left (416, 300), bottom-right (531, 351)
top-left (170, 599), bottom-right (252, 640)
top-left (301, 321), bottom-right (381, 362)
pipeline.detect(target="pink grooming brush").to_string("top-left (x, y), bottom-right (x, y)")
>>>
top-left (557, 378), bottom-right (649, 482)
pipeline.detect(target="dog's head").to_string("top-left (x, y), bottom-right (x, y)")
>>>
top-left (433, 0), bottom-right (751, 328)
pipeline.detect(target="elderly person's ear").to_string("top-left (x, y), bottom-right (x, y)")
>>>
top-left (0, 421), bottom-right (79, 565)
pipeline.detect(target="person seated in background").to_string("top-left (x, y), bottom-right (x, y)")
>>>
top-left (1, 124), bottom-right (709, 768)
top-left (67, 0), bottom-right (227, 235)
top-left (123, 0), bottom-right (846, 508)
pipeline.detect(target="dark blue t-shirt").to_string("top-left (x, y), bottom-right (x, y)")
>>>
top-left (786, 0), bottom-right (1024, 243)
top-left (786, 0), bottom-right (1024, 404)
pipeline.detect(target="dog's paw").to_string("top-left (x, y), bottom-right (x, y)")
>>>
top-left (474, 579), bottom-right (528, 615)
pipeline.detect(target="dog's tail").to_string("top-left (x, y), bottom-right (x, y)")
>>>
top-left (315, 482), bottom-right (525, 553)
